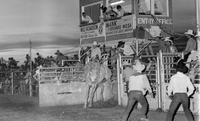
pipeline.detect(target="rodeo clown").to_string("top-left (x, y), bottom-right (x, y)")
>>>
top-left (122, 58), bottom-right (152, 121)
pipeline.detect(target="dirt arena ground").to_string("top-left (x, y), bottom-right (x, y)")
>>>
top-left (0, 95), bottom-right (199, 121)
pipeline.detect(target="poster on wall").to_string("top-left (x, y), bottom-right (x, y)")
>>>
top-left (80, 22), bottom-right (105, 40)
top-left (105, 15), bottom-right (136, 36)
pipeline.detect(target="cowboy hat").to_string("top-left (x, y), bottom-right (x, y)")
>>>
top-left (175, 59), bottom-right (188, 73)
top-left (117, 41), bottom-right (125, 48)
top-left (184, 29), bottom-right (194, 36)
top-left (132, 59), bottom-right (145, 73)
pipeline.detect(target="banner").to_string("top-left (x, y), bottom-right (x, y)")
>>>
top-left (105, 15), bottom-right (136, 36)
top-left (80, 22), bottom-right (105, 40)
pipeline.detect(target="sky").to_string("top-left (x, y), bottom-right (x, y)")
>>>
top-left (0, 0), bottom-right (197, 64)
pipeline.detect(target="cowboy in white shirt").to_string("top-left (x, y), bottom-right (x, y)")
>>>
top-left (122, 59), bottom-right (152, 121)
top-left (166, 60), bottom-right (195, 121)
top-left (122, 61), bottom-right (135, 93)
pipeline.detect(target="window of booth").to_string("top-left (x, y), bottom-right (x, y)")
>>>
top-left (103, 0), bottom-right (132, 20)
top-left (138, 0), bottom-right (169, 16)
top-left (81, 2), bottom-right (103, 25)
top-left (108, 0), bottom-right (132, 13)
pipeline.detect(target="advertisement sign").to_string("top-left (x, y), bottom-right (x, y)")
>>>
top-left (136, 17), bottom-right (173, 37)
top-left (105, 15), bottom-right (136, 36)
top-left (137, 17), bottom-right (173, 25)
top-left (80, 22), bottom-right (105, 40)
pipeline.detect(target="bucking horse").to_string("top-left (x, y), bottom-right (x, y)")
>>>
top-left (83, 58), bottom-right (112, 108)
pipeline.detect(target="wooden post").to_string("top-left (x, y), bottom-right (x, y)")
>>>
top-left (156, 53), bottom-right (162, 110)
top-left (159, 50), bottom-right (164, 110)
top-left (117, 54), bottom-right (122, 105)
top-left (29, 40), bottom-right (32, 97)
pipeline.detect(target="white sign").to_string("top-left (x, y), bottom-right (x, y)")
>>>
top-left (80, 22), bottom-right (105, 39)
top-left (106, 15), bottom-right (136, 36)
top-left (137, 18), bottom-right (173, 25)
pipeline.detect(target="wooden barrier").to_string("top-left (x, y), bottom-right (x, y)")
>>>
top-left (39, 66), bottom-right (113, 107)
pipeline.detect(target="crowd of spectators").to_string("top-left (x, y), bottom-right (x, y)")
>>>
top-left (81, 5), bottom-right (131, 25)
top-left (0, 50), bottom-right (79, 74)
top-left (0, 50), bottom-right (80, 94)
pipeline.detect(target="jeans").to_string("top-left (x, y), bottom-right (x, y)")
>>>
top-left (166, 93), bottom-right (194, 121)
top-left (122, 90), bottom-right (148, 121)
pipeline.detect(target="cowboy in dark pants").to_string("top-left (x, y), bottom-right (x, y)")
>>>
top-left (166, 60), bottom-right (195, 121)
top-left (122, 59), bottom-right (152, 121)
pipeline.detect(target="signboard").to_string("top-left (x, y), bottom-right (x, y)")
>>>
top-left (136, 17), bottom-right (173, 37)
top-left (137, 17), bottom-right (173, 25)
top-left (80, 22), bottom-right (105, 40)
top-left (105, 15), bottom-right (136, 36)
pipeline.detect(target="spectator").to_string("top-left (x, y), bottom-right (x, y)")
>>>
top-left (55, 50), bottom-right (65, 66)
top-left (81, 12), bottom-right (93, 24)
top-left (116, 5), bottom-right (126, 17)
top-left (184, 29), bottom-right (197, 55)
top-left (35, 52), bottom-right (44, 66)
top-left (105, 6), bottom-right (118, 20)
top-left (164, 37), bottom-right (177, 53)
top-left (33, 65), bottom-right (42, 81)
top-left (117, 41), bottom-right (135, 56)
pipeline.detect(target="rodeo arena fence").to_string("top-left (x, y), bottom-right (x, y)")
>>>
top-left (0, 71), bottom-right (39, 96)
top-left (37, 51), bottom-right (199, 115)
top-left (118, 51), bottom-right (199, 115)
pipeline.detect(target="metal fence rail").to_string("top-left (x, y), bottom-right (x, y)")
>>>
top-left (0, 71), bottom-right (38, 96)
top-left (39, 66), bottom-right (84, 83)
